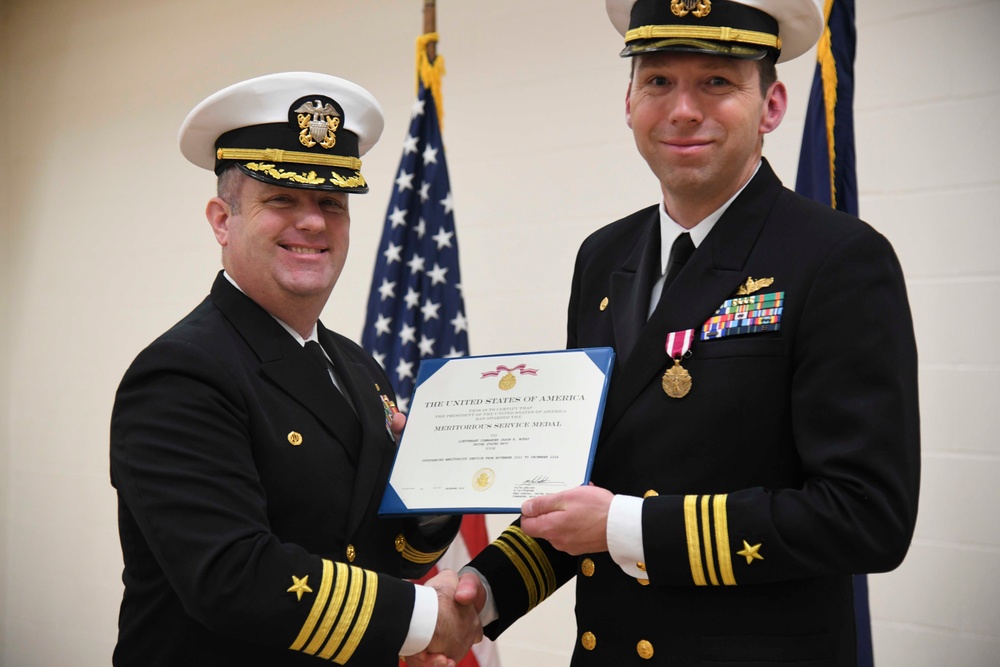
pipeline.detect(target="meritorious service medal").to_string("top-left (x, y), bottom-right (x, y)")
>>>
top-left (662, 329), bottom-right (695, 398)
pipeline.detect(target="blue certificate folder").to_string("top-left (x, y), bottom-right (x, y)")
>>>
top-left (379, 347), bottom-right (615, 516)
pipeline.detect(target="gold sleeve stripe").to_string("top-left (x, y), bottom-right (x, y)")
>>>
top-left (714, 494), bottom-right (736, 585)
top-left (319, 564), bottom-right (365, 660)
top-left (684, 495), bottom-right (737, 587)
top-left (402, 542), bottom-right (448, 564)
top-left (491, 525), bottom-right (559, 611)
top-left (333, 570), bottom-right (378, 665)
top-left (625, 25), bottom-right (781, 49)
top-left (700, 496), bottom-right (720, 587)
top-left (290, 559), bottom-right (334, 651)
top-left (683, 495), bottom-right (707, 586)
top-left (493, 538), bottom-right (539, 610)
top-left (304, 562), bottom-right (350, 655)
top-left (508, 526), bottom-right (557, 594)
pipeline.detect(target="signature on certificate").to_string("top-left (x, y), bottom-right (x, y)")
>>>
top-left (521, 475), bottom-right (564, 486)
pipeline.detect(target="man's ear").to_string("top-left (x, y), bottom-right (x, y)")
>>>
top-left (625, 80), bottom-right (634, 129)
top-left (759, 80), bottom-right (787, 136)
top-left (206, 197), bottom-right (232, 247)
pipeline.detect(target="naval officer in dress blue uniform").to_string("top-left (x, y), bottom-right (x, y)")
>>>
top-left (111, 72), bottom-right (482, 667)
top-left (457, 1), bottom-right (920, 664)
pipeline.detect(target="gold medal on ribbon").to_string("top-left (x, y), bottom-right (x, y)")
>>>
top-left (662, 358), bottom-right (692, 398)
top-left (662, 328), bottom-right (695, 399)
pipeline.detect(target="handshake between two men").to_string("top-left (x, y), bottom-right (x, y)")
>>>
top-left (404, 483), bottom-right (617, 666)
top-left (405, 569), bottom-right (486, 667)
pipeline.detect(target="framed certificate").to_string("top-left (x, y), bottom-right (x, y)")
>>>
top-left (379, 347), bottom-right (614, 515)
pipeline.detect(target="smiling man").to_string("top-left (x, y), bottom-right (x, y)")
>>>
top-left (458, 1), bottom-right (921, 665)
top-left (110, 73), bottom-right (482, 666)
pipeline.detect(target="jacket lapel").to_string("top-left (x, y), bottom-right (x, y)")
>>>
top-left (319, 326), bottom-right (395, 539)
top-left (211, 274), bottom-right (362, 460)
top-left (601, 161), bottom-right (784, 436)
top-left (609, 210), bottom-right (660, 367)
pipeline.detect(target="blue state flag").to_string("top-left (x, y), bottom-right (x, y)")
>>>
top-left (796, 0), bottom-right (857, 216)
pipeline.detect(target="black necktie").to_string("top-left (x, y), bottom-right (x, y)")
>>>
top-left (662, 232), bottom-right (695, 293)
top-left (304, 340), bottom-right (362, 463)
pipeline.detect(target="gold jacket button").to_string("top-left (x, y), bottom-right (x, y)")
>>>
top-left (395, 534), bottom-right (406, 553)
top-left (581, 558), bottom-right (595, 577)
top-left (643, 489), bottom-right (658, 498)
top-left (637, 639), bottom-right (654, 659)
top-left (346, 545), bottom-right (356, 562)
top-left (287, 431), bottom-right (303, 446)
top-left (637, 578), bottom-right (650, 586)
top-left (636, 561), bottom-right (646, 572)
top-left (581, 631), bottom-right (596, 651)
top-left (599, 297), bottom-right (609, 311)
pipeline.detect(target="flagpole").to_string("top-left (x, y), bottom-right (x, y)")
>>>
top-left (423, 0), bottom-right (437, 62)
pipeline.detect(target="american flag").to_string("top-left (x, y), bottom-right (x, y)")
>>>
top-left (362, 37), bottom-right (499, 667)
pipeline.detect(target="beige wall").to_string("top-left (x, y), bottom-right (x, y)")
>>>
top-left (2, 0), bottom-right (999, 664)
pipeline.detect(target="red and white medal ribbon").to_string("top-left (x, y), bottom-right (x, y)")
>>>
top-left (665, 329), bottom-right (695, 360)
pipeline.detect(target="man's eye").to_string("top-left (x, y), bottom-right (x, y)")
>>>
top-left (708, 77), bottom-right (731, 86)
top-left (650, 76), bottom-right (669, 86)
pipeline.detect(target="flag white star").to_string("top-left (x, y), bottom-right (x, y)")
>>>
top-left (410, 98), bottom-right (426, 118)
top-left (444, 346), bottom-right (465, 359)
top-left (407, 254), bottom-right (426, 273)
top-left (450, 311), bottom-right (468, 334)
top-left (421, 299), bottom-right (442, 321)
top-left (395, 358), bottom-right (415, 381)
top-left (374, 313), bottom-right (392, 336)
top-left (440, 191), bottom-right (454, 215)
top-left (395, 170), bottom-right (415, 192)
top-left (383, 241), bottom-right (403, 264)
top-left (399, 323), bottom-right (417, 345)
top-left (418, 334), bottom-right (436, 357)
top-left (403, 287), bottom-right (421, 310)
top-left (388, 206), bottom-right (408, 228)
top-left (378, 278), bottom-right (396, 301)
top-left (371, 350), bottom-right (386, 369)
top-left (422, 145), bottom-right (439, 165)
top-left (432, 227), bottom-right (454, 250)
top-left (396, 395), bottom-right (410, 413)
top-left (427, 263), bottom-right (449, 286)
top-left (414, 218), bottom-right (427, 239)
top-left (418, 181), bottom-right (431, 203)
top-left (402, 134), bottom-right (419, 155)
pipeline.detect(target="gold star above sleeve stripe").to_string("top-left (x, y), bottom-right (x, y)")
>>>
top-left (287, 574), bottom-right (314, 601)
top-left (737, 540), bottom-right (764, 565)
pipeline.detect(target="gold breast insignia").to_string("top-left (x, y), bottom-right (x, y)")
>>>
top-left (735, 276), bottom-right (774, 296)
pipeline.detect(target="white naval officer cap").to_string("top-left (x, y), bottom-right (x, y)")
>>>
top-left (178, 72), bottom-right (384, 193)
top-left (607, 0), bottom-right (824, 63)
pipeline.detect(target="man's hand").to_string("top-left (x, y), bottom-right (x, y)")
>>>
top-left (417, 570), bottom-right (484, 663)
top-left (520, 484), bottom-right (614, 555)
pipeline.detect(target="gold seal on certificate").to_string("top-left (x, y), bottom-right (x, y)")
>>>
top-left (379, 348), bottom-right (615, 515)
top-left (473, 468), bottom-right (496, 491)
